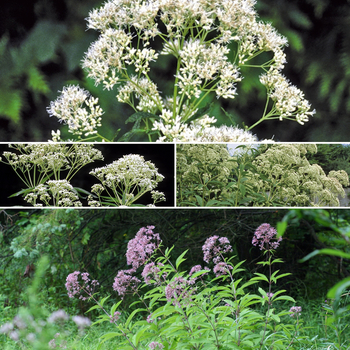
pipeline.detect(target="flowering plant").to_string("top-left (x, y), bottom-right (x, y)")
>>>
top-left (88, 154), bottom-right (166, 207)
top-left (1, 145), bottom-right (166, 207)
top-left (63, 224), bottom-right (313, 349)
top-left (177, 143), bottom-right (350, 206)
top-left (47, 0), bottom-right (315, 142)
top-left (0, 256), bottom-right (92, 350)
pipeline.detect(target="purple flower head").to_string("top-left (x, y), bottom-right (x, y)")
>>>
top-left (202, 236), bottom-right (232, 264)
top-left (72, 315), bottom-right (91, 329)
top-left (147, 314), bottom-right (153, 323)
top-left (47, 310), bottom-right (70, 324)
top-left (126, 226), bottom-right (161, 270)
top-left (149, 342), bottom-right (164, 350)
top-left (213, 262), bottom-right (233, 277)
top-left (110, 311), bottom-right (121, 323)
top-left (189, 265), bottom-right (209, 284)
top-left (165, 276), bottom-right (195, 307)
top-left (65, 271), bottom-right (99, 300)
top-left (112, 269), bottom-right (141, 297)
top-left (189, 265), bottom-right (202, 276)
top-left (252, 223), bottom-right (282, 250)
top-left (266, 292), bottom-right (274, 300)
top-left (289, 306), bottom-right (302, 318)
top-left (142, 262), bottom-right (165, 285)
top-left (147, 313), bottom-right (161, 324)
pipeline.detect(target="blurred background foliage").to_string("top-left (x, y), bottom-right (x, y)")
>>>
top-left (0, 0), bottom-right (350, 141)
top-left (0, 209), bottom-right (349, 314)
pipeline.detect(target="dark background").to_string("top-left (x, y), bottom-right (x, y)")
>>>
top-left (0, 143), bottom-right (175, 206)
top-left (0, 0), bottom-right (349, 141)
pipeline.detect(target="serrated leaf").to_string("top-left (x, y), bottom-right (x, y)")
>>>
top-left (21, 20), bottom-right (67, 63)
top-left (0, 88), bottom-right (22, 123)
top-left (27, 66), bottom-right (50, 94)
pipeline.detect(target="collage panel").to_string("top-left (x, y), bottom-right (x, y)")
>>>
top-left (0, 143), bottom-right (175, 207)
top-left (0, 208), bottom-right (349, 349)
top-left (2, 0), bottom-right (350, 348)
top-left (176, 143), bottom-right (350, 207)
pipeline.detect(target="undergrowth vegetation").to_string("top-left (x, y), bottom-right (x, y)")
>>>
top-left (1, 209), bottom-right (349, 349)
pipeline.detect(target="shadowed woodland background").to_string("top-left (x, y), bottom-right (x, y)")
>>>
top-left (1, 0), bottom-right (350, 141)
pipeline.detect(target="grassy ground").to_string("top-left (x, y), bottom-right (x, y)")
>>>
top-left (1, 297), bottom-right (349, 350)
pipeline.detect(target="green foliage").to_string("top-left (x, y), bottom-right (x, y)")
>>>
top-left (255, 0), bottom-right (350, 141)
top-left (177, 144), bottom-right (350, 207)
top-left (306, 144), bottom-right (350, 176)
top-left (0, 21), bottom-right (65, 123)
top-left (279, 209), bottom-right (350, 346)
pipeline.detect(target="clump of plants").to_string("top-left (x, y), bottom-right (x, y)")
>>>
top-left (61, 224), bottom-right (316, 349)
top-left (177, 144), bottom-right (349, 206)
top-left (1, 144), bottom-right (166, 207)
top-left (47, 0), bottom-right (315, 142)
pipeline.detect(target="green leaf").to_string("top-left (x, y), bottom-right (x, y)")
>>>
top-left (274, 295), bottom-right (296, 302)
top-left (125, 112), bottom-right (160, 124)
top-left (99, 295), bottom-right (111, 308)
top-left (117, 129), bottom-right (145, 142)
top-left (239, 184), bottom-right (246, 197)
top-left (194, 195), bottom-right (204, 206)
top-left (73, 187), bottom-right (94, 197)
top-left (276, 221), bottom-right (288, 237)
top-left (86, 304), bottom-right (102, 313)
top-left (327, 276), bottom-right (350, 299)
top-left (185, 102), bottom-right (214, 124)
top-left (21, 20), bottom-right (67, 63)
top-left (251, 273), bottom-right (269, 282)
top-left (175, 250), bottom-right (188, 269)
top-left (299, 249), bottom-right (350, 263)
top-left (27, 66), bottom-right (50, 94)
top-left (110, 301), bottom-right (123, 317)
top-left (99, 332), bottom-right (122, 343)
top-left (125, 308), bottom-right (145, 329)
top-left (0, 88), bottom-right (22, 123)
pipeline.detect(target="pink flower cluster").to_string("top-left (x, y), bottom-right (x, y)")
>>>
top-left (142, 262), bottom-right (165, 285)
top-left (202, 236), bottom-right (232, 264)
top-left (65, 271), bottom-right (99, 300)
top-left (149, 342), bottom-right (164, 349)
top-left (112, 226), bottom-right (162, 297)
top-left (213, 262), bottom-right (233, 277)
top-left (110, 311), bottom-right (121, 323)
top-left (252, 223), bottom-right (282, 250)
top-left (112, 269), bottom-right (141, 297)
top-left (165, 276), bottom-right (195, 307)
top-left (126, 226), bottom-right (161, 270)
top-left (289, 306), bottom-right (302, 317)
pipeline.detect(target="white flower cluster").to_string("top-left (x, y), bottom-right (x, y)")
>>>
top-left (248, 144), bottom-right (349, 206)
top-left (47, 85), bottom-right (104, 137)
top-left (89, 154), bottom-right (165, 206)
top-left (154, 114), bottom-right (258, 142)
top-left (1, 144), bottom-right (104, 187)
top-left (47, 0), bottom-right (315, 141)
top-left (24, 180), bottom-right (82, 207)
top-left (260, 72), bottom-right (316, 125)
top-left (1, 144), bottom-right (104, 207)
